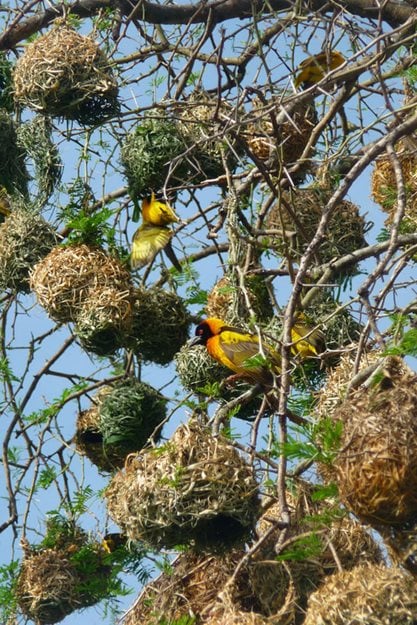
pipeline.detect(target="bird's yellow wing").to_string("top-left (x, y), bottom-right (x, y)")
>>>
top-left (295, 51), bottom-right (345, 88)
top-left (216, 328), bottom-right (281, 380)
top-left (130, 224), bottom-right (172, 269)
top-left (291, 313), bottom-right (325, 359)
top-left (142, 192), bottom-right (179, 226)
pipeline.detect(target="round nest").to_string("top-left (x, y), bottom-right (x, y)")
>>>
top-left (74, 284), bottom-right (134, 356)
top-left (204, 604), bottom-right (270, 625)
top-left (264, 187), bottom-right (368, 277)
top-left (104, 419), bottom-right (260, 550)
top-left (126, 287), bottom-right (190, 365)
top-left (303, 563), bottom-right (417, 625)
top-left (0, 204), bottom-right (57, 293)
top-left (122, 550), bottom-right (257, 625)
top-left (0, 108), bottom-right (29, 196)
top-left (334, 357), bottom-right (417, 526)
top-left (120, 114), bottom-right (190, 201)
top-left (30, 244), bottom-right (132, 323)
top-left (175, 92), bottom-right (239, 180)
top-left (248, 484), bottom-right (381, 621)
top-left (99, 379), bottom-right (166, 458)
top-left (206, 275), bottom-right (274, 324)
top-left (244, 95), bottom-right (317, 168)
top-left (13, 24), bottom-right (119, 125)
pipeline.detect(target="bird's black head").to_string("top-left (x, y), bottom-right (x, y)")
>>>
top-left (188, 319), bottom-right (216, 347)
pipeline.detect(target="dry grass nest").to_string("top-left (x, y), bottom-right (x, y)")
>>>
top-left (105, 419), bottom-right (260, 550)
top-left (248, 483), bottom-right (382, 621)
top-left (120, 114), bottom-right (190, 201)
top-left (264, 187), bottom-right (368, 277)
top-left (0, 108), bottom-right (29, 196)
top-left (122, 550), bottom-right (258, 625)
top-left (126, 287), bottom-right (190, 365)
top-left (303, 563), bottom-right (417, 625)
top-left (99, 378), bottom-right (166, 459)
top-left (74, 284), bottom-right (134, 356)
top-left (0, 204), bottom-right (57, 293)
top-left (13, 24), bottom-right (119, 125)
top-left (243, 95), bottom-right (317, 169)
top-left (333, 356), bottom-right (417, 527)
top-left (206, 275), bottom-right (274, 324)
top-left (30, 244), bottom-right (133, 323)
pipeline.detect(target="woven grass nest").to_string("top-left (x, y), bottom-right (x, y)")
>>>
top-left (30, 244), bottom-right (133, 323)
top-left (174, 92), bottom-right (239, 180)
top-left (13, 24), bottom-right (119, 125)
top-left (126, 287), bottom-right (190, 365)
top-left (16, 521), bottom-right (114, 625)
top-left (243, 95), bottom-right (317, 168)
top-left (74, 284), bottom-right (134, 356)
top-left (264, 187), bottom-right (368, 277)
top-left (206, 275), bottom-right (274, 324)
top-left (0, 204), bottom-right (57, 293)
top-left (122, 550), bottom-right (258, 625)
top-left (248, 484), bottom-right (382, 622)
top-left (120, 114), bottom-right (189, 202)
top-left (0, 108), bottom-right (29, 196)
top-left (333, 356), bottom-right (417, 527)
top-left (105, 419), bottom-right (260, 550)
top-left (303, 563), bottom-right (417, 625)
top-left (175, 344), bottom-right (268, 421)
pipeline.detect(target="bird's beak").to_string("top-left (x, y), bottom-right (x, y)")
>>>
top-left (187, 335), bottom-right (203, 347)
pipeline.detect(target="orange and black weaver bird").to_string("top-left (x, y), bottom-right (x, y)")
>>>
top-left (190, 318), bottom-right (281, 387)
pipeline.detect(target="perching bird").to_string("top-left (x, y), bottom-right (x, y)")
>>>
top-left (295, 51), bottom-right (345, 88)
top-left (291, 313), bottom-right (325, 359)
top-left (101, 532), bottom-right (127, 554)
top-left (130, 193), bottom-right (181, 271)
top-left (190, 317), bottom-right (281, 387)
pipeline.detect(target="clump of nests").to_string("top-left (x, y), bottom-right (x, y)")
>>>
top-left (0, 203), bottom-right (57, 293)
top-left (174, 92), bottom-right (239, 180)
top-left (243, 95), bottom-right (317, 173)
top-left (16, 519), bottom-right (116, 625)
top-left (174, 344), bottom-right (268, 421)
top-left (105, 419), bottom-right (260, 550)
top-left (371, 139), bottom-right (417, 230)
top-left (30, 244), bottom-right (132, 323)
top-left (13, 24), bottom-right (119, 125)
top-left (122, 550), bottom-right (258, 625)
top-left (0, 108), bottom-right (29, 196)
top-left (264, 187), bottom-right (368, 278)
top-left (120, 114), bottom-right (189, 201)
top-left (247, 484), bottom-right (382, 623)
top-left (126, 287), bottom-right (190, 365)
top-left (333, 356), bottom-right (417, 527)
top-left (303, 563), bottom-right (417, 625)
top-left (206, 275), bottom-right (274, 324)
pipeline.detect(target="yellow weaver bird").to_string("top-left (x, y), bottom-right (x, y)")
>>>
top-left (295, 51), bottom-right (345, 88)
top-left (130, 193), bottom-right (182, 271)
top-left (291, 313), bottom-right (325, 359)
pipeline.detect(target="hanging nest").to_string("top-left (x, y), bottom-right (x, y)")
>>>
top-left (371, 139), bottom-right (417, 230)
top-left (303, 563), bottom-right (417, 625)
top-left (16, 520), bottom-right (115, 625)
top-left (122, 550), bottom-right (258, 625)
top-left (74, 284), bottom-right (134, 356)
top-left (0, 204), bottom-right (57, 293)
top-left (13, 24), bottom-right (119, 125)
top-left (206, 275), bottom-right (274, 324)
top-left (175, 344), bottom-right (269, 421)
top-left (264, 187), bottom-right (368, 278)
top-left (120, 114), bottom-right (190, 202)
top-left (174, 92), bottom-right (239, 180)
top-left (105, 419), bottom-right (260, 550)
top-left (30, 244), bottom-right (132, 323)
top-left (99, 379), bottom-right (166, 461)
top-left (16, 115), bottom-right (62, 202)
top-left (248, 484), bottom-right (382, 622)
top-left (126, 287), bottom-right (190, 365)
top-left (0, 108), bottom-right (29, 196)
top-left (243, 95), bottom-right (317, 170)
top-left (333, 356), bottom-right (417, 527)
